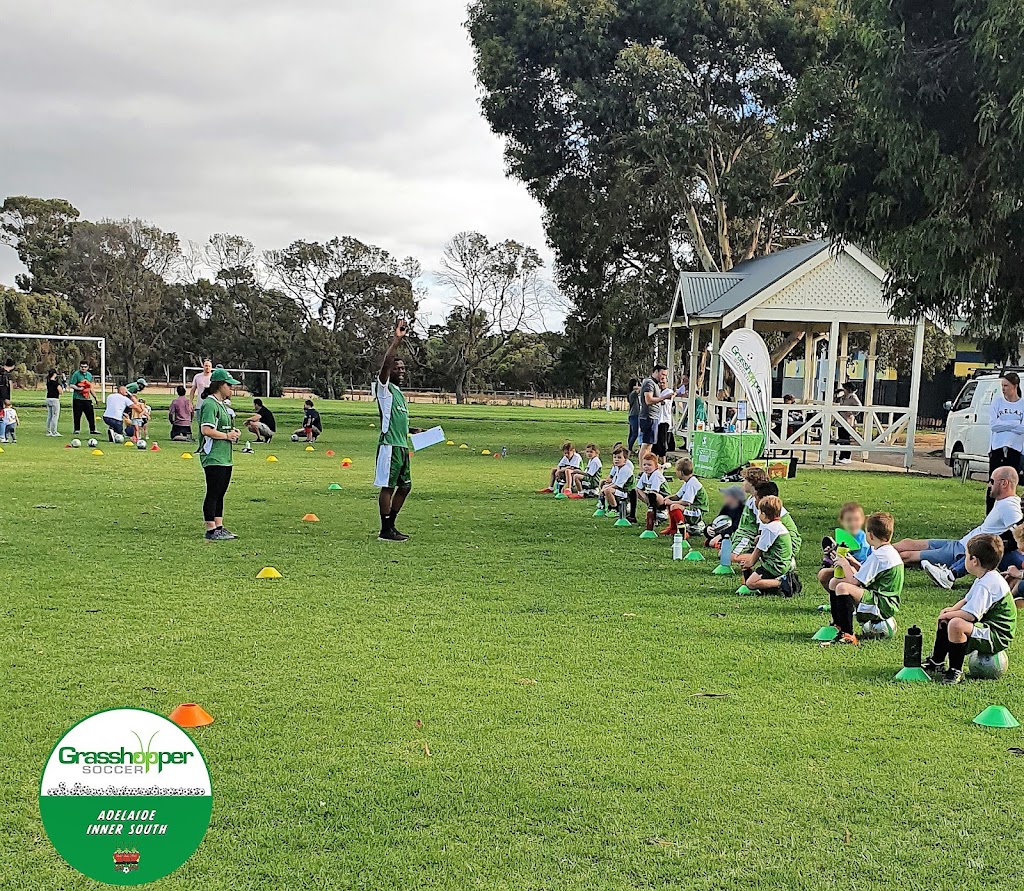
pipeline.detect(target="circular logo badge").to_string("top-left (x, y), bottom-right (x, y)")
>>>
top-left (39, 708), bottom-right (213, 885)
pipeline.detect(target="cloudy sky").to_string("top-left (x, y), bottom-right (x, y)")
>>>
top-left (0, 0), bottom-right (555, 324)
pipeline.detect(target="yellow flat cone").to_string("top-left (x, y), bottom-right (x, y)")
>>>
top-left (267, 456), bottom-right (278, 463)
top-left (302, 513), bottom-right (319, 522)
top-left (124, 440), bottom-right (135, 447)
top-left (481, 449), bottom-right (491, 455)
top-left (181, 453), bottom-right (193, 460)
top-left (446, 440), bottom-right (455, 446)
top-left (305, 446), bottom-right (314, 452)
top-left (91, 449), bottom-right (104, 456)
top-left (459, 444), bottom-right (469, 449)
top-left (256, 567), bottom-right (282, 579)
top-left (0, 447), bottom-right (5, 454)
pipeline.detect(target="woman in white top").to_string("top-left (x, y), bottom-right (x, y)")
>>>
top-left (988, 372), bottom-right (1024, 512)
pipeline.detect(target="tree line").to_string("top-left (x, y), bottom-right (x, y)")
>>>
top-left (0, 199), bottom-right (603, 401)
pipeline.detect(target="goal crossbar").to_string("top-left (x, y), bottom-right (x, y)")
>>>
top-left (0, 333), bottom-right (106, 395)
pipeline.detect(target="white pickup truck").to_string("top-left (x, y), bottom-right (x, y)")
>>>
top-left (943, 373), bottom-right (1004, 477)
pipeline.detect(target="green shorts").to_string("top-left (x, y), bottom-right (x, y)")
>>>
top-left (966, 623), bottom-right (1007, 656)
top-left (375, 444), bottom-right (411, 489)
top-left (855, 589), bottom-right (899, 621)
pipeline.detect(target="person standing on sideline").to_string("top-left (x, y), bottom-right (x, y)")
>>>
top-left (0, 357), bottom-right (13, 409)
top-left (374, 320), bottom-right (421, 542)
top-left (626, 379), bottom-right (641, 453)
top-left (189, 358), bottom-right (213, 409)
top-left (45, 368), bottom-right (64, 436)
top-left (987, 372), bottom-right (1024, 512)
top-left (199, 368), bottom-right (241, 541)
top-left (836, 381), bottom-right (862, 464)
top-left (638, 365), bottom-right (672, 460)
top-left (68, 359), bottom-right (99, 436)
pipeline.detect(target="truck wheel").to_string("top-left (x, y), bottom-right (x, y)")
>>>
top-left (951, 452), bottom-right (968, 479)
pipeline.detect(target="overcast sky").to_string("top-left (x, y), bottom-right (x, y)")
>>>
top-left (0, 0), bottom-right (557, 325)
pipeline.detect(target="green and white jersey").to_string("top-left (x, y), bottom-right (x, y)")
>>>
top-left (374, 379), bottom-right (409, 447)
top-left (780, 510), bottom-right (801, 558)
top-left (854, 543), bottom-right (904, 619)
top-left (734, 495), bottom-right (760, 551)
top-left (609, 461), bottom-right (635, 493)
top-left (675, 476), bottom-right (709, 513)
top-left (637, 469), bottom-right (670, 496)
top-left (198, 396), bottom-right (233, 467)
top-left (756, 520), bottom-right (792, 578)
top-left (964, 570), bottom-right (1017, 652)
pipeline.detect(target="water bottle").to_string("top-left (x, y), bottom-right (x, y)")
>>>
top-left (501, 446), bottom-right (507, 458)
top-left (555, 479), bottom-right (563, 495)
top-left (672, 533), bottom-right (684, 560)
top-left (904, 625), bottom-right (923, 668)
top-left (720, 533), bottom-right (733, 566)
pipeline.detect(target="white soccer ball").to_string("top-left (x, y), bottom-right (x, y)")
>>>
top-left (87, 438), bottom-right (98, 449)
top-left (860, 617), bottom-right (897, 640)
top-left (967, 650), bottom-right (1009, 680)
top-left (113, 433), bottom-right (125, 444)
top-left (70, 439), bottom-right (82, 449)
top-left (290, 434), bottom-right (300, 442)
top-left (136, 439), bottom-right (147, 450)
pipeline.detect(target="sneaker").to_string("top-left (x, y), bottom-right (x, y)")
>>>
top-left (820, 632), bottom-right (859, 647)
top-left (566, 493), bottom-right (584, 500)
top-left (204, 529), bottom-right (218, 541)
top-left (217, 527), bottom-right (238, 540)
top-left (941, 668), bottom-right (964, 685)
top-left (205, 527), bottom-right (235, 541)
top-left (837, 458), bottom-right (852, 464)
top-left (921, 656), bottom-right (946, 673)
top-left (922, 560), bottom-right (955, 590)
top-left (537, 487), bottom-right (554, 494)
top-left (378, 528), bottom-right (410, 542)
top-left (73, 430), bottom-right (81, 436)
top-left (788, 570), bottom-right (802, 596)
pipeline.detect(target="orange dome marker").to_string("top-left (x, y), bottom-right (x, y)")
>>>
top-left (302, 513), bottom-right (319, 522)
top-left (169, 703), bottom-right (214, 728)
top-left (341, 458), bottom-right (352, 467)
top-left (325, 450), bottom-right (335, 457)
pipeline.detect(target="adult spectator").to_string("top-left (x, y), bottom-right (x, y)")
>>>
top-left (294, 399), bottom-right (322, 442)
top-left (895, 467), bottom-right (1022, 582)
top-left (68, 359), bottom-right (99, 436)
top-left (189, 359), bottom-right (213, 408)
top-left (198, 369), bottom-right (241, 541)
top-left (986, 372), bottom-right (1024, 512)
top-left (45, 368), bottom-right (64, 436)
top-left (245, 398), bottom-right (276, 442)
top-left (626, 379), bottom-right (641, 453)
top-left (168, 386), bottom-right (194, 441)
top-left (836, 381), bottom-right (862, 464)
top-left (638, 365), bottom-right (672, 459)
top-left (102, 385), bottom-right (135, 441)
top-left (0, 357), bottom-right (13, 407)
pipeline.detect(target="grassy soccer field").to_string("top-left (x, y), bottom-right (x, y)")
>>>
top-left (2, 395), bottom-right (1023, 890)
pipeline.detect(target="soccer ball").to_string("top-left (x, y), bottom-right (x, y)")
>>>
top-left (113, 433), bottom-right (125, 444)
top-left (967, 650), bottom-right (1009, 680)
top-left (137, 439), bottom-right (147, 450)
top-left (70, 439), bottom-right (82, 449)
top-left (860, 617), bottom-right (897, 640)
top-left (87, 438), bottom-right (98, 449)
top-left (290, 434), bottom-right (300, 442)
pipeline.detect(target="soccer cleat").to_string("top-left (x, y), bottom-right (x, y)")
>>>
top-left (657, 526), bottom-right (676, 536)
top-left (566, 493), bottom-right (584, 500)
top-left (788, 570), bottom-right (802, 596)
top-left (820, 632), bottom-right (859, 647)
top-left (537, 487), bottom-right (554, 494)
top-left (922, 560), bottom-right (955, 590)
top-left (379, 528), bottom-right (410, 542)
top-left (921, 656), bottom-right (946, 673)
top-left (940, 668), bottom-right (964, 685)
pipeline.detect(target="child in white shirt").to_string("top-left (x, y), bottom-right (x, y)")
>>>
top-left (1, 399), bottom-right (18, 443)
top-left (566, 443), bottom-right (603, 498)
top-left (636, 453), bottom-right (670, 534)
top-left (665, 456), bottom-right (709, 536)
top-left (599, 447), bottom-right (635, 521)
top-left (538, 441), bottom-right (582, 493)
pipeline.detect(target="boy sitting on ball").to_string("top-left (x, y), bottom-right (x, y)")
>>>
top-left (922, 533), bottom-right (1016, 684)
top-left (663, 456), bottom-right (709, 536)
top-left (822, 512), bottom-right (903, 647)
top-left (599, 447), bottom-right (635, 520)
top-left (736, 495), bottom-right (793, 596)
top-left (538, 441), bottom-right (582, 493)
top-left (566, 443), bottom-right (602, 499)
top-left (635, 452), bottom-right (671, 533)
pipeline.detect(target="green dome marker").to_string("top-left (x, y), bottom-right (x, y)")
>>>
top-left (812, 626), bottom-right (839, 642)
top-left (973, 706), bottom-right (1019, 729)
top-left (328, 484), bottom-right (342, 491)
top-left (639, 530), bottom-right (658, 540)
top-left (735, 584), bottom-right (753, 596)
top-left (683, 550), bottom-right (705, 561)
top-left (614, 518), bottom-right (632, 527)
top-left (893, 666), bottom-right (931, 683)
top-left (711, 564), bottom-right (734, 575)
top-left (593, 508), bottom-right (605, 518)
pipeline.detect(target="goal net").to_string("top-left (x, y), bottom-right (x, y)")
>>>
top-left (183, 366), bottom-right (271, 397)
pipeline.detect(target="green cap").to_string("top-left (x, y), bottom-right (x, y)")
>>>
top-left (210, 368), bottom-right (240, 385)
top-left (973, 706), bottom-right (1019, 729)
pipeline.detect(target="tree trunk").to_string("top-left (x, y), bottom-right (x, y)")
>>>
top-left (454, 374), bottom-right (466, 405)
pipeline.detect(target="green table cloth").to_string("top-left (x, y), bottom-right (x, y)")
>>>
top-left (690, 430), bottom-right (765, 479)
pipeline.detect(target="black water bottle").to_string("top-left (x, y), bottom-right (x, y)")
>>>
top-left (904, 625), bottom-right (923, 668)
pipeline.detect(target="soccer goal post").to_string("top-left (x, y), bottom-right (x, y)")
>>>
top-left (183, 366), bottom-right (271, 397)
top-left (0, 333), bottom-right (107, 395)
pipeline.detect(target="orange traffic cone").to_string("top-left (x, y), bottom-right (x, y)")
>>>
top-left (169, 703), bottom-right (214, 728)
top-left (150, 444), bottom-right (160, 451)
top-left (302, 513), bottom-right (319, 522)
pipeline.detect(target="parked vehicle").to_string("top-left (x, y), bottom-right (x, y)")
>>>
top-left (943, 370), bottom-right (1024, 477)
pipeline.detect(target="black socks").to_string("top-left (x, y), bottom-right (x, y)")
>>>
top-left (948, 640), bottom-right (967, 672)
top-left (932, 621), bottom-right (950, 663)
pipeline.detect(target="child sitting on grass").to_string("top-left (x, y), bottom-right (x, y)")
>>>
top-left (731, 467), bottom-right (770, 558)
top-left (538, 441), bottom-right (582, 493)
top-left (664, 457), bottom-right (709, 536)
top-left (822, 512), bottom-right (902, 647)
top-left (635, 453), bottom-right (671, 533)
top-left (705, 485), bottom-right (745, 548)
top-left (753, 480), bottom-right (802, 563)
top-left (736, 495), bottom-right (793, 596)
top-left (922, 533), bottom-right (1016, 684)
top-left (1003, 524), bottom-right (1024, 608)
top-left (599, 447), bottom-right (635, 520)
top-left (817, 502), bottom-right (872, 592)
top-left (566, 443), bottom-right (602, 499)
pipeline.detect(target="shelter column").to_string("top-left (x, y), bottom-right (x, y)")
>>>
top-left (823, 319), bottom-right (840, 466)
top-left (863, 327), bottom-right (878, 460)
top-left (905, 318), bottom-right (925, 469)
top-left (709, 322), bottom-right (722, 418)
top-left (687, 326), bottom-right (699, 443)
top-left (802, 332), bottom-right (815, 403)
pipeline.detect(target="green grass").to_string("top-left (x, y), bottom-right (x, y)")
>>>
top-left (2, 396), bottom-right (1023, 890)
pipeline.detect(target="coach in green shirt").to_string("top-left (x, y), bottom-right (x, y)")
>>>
top-left (199, 368), bottom-right (241, 541)
top-left (67, 359), bottom-right (99, 436)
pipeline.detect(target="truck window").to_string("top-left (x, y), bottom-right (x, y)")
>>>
top-left (952, 382), bottom-right (977, 412)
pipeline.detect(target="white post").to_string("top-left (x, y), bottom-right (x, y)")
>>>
top-left (905, 318), bottom-right (926, 469)
top-left (823, 319), bottom-right (840, 465)
top-left (687, 326), bottom-right (699, 443)
top-left (802, 331), bottom-right (815, 403)
top-left (602, 337), bottom-right (610, 415)
top-left (863, 327), bottom-right (878, 460)
top-left (99, 338), bottom-right (106, 398)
